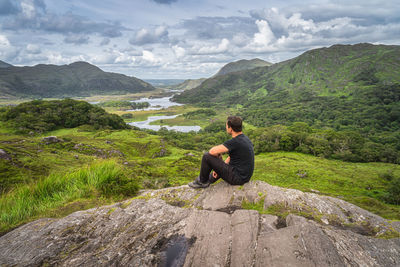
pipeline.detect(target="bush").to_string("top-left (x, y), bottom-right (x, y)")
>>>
top-left (1, 99), bottom-right (129, 134)
top-left (121, 113), bottom-right (133, 119)
top-left (385, 176), bottom-right (400, 205)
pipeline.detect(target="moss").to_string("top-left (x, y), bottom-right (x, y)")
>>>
top-left (121, 199), bottom-right (133, 209)
top-left (377, 229), bottom-right (400, 239)
top-left (107, 208), bottom-right (116, 214)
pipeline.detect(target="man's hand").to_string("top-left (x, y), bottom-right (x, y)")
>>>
top-left (212, 171), bottom-right (218, 178)
top-left (209, 144), bottom-right (228, 156)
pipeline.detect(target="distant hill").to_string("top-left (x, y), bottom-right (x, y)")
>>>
top-left (0, 61), bottom-right (12, 68)
top-left (174, 43), bottom-right (400, 135)
top-left (0, 61), bottom-right (155, 98)
top-left (166, 78), bottom-right (207, 91)
top-left (144, 79), bottom-right (185, 87)
top-left (214, 58), bottom-right (272, 76)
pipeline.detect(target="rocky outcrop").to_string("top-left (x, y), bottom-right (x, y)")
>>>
top-left (1, 181), bottom-right (399, 266)
top-left (41, 136), bottom-right (63, 144)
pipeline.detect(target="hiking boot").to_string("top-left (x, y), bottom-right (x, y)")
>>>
top-left (188, 179), bottom-right (210, 189)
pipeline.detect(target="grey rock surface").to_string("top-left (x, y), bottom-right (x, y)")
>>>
top-left (0, 148), bottom-right (11, 160)
top-left (1, 180), bottom-right (399, 266)
top-left (41, 136), bottom-right (62, 144)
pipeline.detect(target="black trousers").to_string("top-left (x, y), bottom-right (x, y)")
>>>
top-left (199, 153), bottom-right (246, 185)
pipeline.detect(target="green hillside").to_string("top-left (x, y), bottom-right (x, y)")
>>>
top-left (215, 58), bottom-right (272, 76)
top-left (167, 78), bottom-right (207, 90)
top-left (174, 44), bottom-right (400, 158)
top-left (0, 61), bottom-right (155, 98)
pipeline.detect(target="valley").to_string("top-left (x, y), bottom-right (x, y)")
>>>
top-left (1, 43), bottom-right (399, 238)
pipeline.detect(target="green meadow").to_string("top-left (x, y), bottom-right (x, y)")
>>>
top-left (0, 98), bottom-right (399, 235)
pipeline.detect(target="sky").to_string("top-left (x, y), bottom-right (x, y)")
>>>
top-left (0, 0), bottom-right (399, 79)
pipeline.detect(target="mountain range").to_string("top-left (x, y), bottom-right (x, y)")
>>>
top-left (174, 43), bottom-right (400, 135)
top-left (168, 58), bottom-right (271, 91)
top-left (0, 61), bottom-right (155, 98)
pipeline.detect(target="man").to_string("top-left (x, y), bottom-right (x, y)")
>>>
top-left (188, 115), bottom-right (254, 188)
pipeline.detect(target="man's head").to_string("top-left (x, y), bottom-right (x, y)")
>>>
top-left (226, 115), bottom-right (242, 134)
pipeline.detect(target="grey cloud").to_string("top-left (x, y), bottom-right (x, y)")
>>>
top-left (2, 1), bottom-right (127, 38)
top-left (129, 25), bottom-right (169, 45)
top-left (151, 0), bottom-right (178, 4)
top-left (100, 38), bottom-right (110, 46)
top-left (181, 16), bottom-right (257, 40)
top-left (64, 35), bottom-right (90, 45)
top-left (0, 0), bottom-right (19, 15)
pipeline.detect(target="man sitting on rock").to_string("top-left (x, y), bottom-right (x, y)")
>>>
top-left (189, 115), bottom-right (254, 188)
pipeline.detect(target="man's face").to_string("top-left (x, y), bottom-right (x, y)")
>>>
top-left (226, 122), bottom-right (232, 135)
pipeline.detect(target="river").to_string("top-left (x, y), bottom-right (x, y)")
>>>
top-left (127, 93), bottom-right (200, 132)
top-left (128, 115), bottom-right (201, 133)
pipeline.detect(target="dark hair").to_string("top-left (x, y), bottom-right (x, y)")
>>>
top-left (227, 116), bottom-right (242, 132)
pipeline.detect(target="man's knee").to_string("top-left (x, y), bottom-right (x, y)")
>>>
top-left (203, 152), bottom-right (213, 160)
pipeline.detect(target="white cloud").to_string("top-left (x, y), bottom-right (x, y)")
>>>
top-left (0, 35), bottom-right (10, 47)
top-left (253, 20), bottom-right (275, 46)
top-left (193, 38), bottom-right (230, 55)
top-left (26, 44), bottom-right (41, 54)
top-left (172, 45), bottom-right (185, 58)
top-left (0, 34), bottom-right (18, 61)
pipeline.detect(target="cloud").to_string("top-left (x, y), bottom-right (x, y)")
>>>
top-left (151, 0), bottom-right (178, 4)
top-left (26, 43), bottom-right (41, 54)
top-left (172, 45), bottom-right (185, 58)
top-left (100, 38), bottom-right (110, 46)
top-left (2, 0), bottom-right (127, 38)
top-left (0, 0), bottom-right (19, 15)
top-left (243, 7), bottom-right (400, 53)
top-left (0, 34), bottom-right (18, 61)
top-left (129, 25), bottom-right (169, 45)
top-left (181, 16), bottom-right (257, 40)
top-left (64, 34), bottom-right (90, 45)
top-left (192, 38), bottom-right (230, 55)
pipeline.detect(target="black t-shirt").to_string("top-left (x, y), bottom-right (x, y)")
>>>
top-left (223, 134), bottom-right (254, 182)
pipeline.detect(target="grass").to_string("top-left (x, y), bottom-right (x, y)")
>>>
top-left (0, 160), bottom-right (138, 233)
top-left (254, 152), bottom-right (400, 220)
top-left (1, 117), bottom-right (399, 235)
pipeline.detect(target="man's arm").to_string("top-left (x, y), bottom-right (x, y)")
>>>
top-left (209, 144), bottom-right (229, 157)
top-left (225, 156), bottom-right (230, 164)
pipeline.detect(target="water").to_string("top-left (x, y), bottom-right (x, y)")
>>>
top-left (127, 95), bottom-right (183, 111)
top-left (128, 115), bottom-right (201, 133)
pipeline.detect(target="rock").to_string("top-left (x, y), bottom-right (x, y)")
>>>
top-left (1, 181), bottom-right (399, 266)
top-left (74, 154), bottom-right (79, 159)
top-left (105, 140), bottom-right (113, 144)
top-left (185, 152), bottom-right (195, 157)
top-left (0, 148), bottom-right (11, 160)
top-left (42, 136), bottom-right (62, 144)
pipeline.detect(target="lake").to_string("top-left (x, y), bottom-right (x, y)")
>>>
top-left (127, 95), bottom-right (183, 111)
top-left (128, 115), bottom-right (201, 133)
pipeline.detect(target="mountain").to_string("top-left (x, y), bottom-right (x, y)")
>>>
top-left (214, 58), bottom-right (272, 76)
top-left (144, 79), bottom-right (185, 87)
top-left (174, 43), bottom-right (400, 135)
top-left (0, 60), bottom-right (12, 68)
top-left (0, 61), bottom-right (155, 98)
top-left (167, 78), bottom-right (207, 90)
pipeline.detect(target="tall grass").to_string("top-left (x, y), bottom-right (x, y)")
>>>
top-left (0, 160), bottom-right (139, 233)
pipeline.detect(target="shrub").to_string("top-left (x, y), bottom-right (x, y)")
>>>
top-left (1, 99), bottom-right (128, 134)
top-left (385, 176), bottom-right (400, 205)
